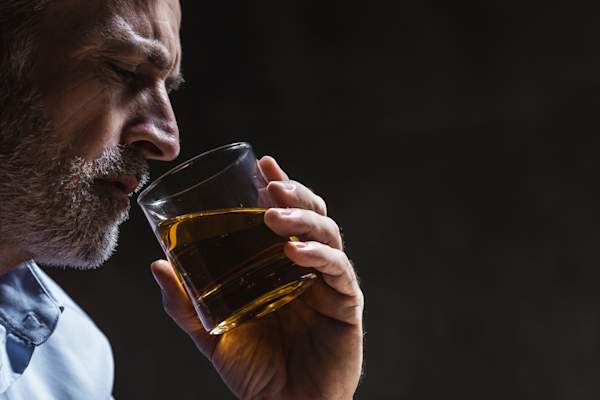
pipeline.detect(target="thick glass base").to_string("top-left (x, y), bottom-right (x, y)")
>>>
top-left (209, 273), bottom-right (316, 335)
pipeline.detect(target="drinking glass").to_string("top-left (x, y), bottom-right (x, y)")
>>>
top-left (137, 142), bottom-right (316, 334)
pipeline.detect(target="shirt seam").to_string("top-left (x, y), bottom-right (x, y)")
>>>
top-left (25, 261), bottom-right (64, 310)
top-left (0, 316), bottom-right (35, 346)
top-left (0, 262), bottom-right (63, 345)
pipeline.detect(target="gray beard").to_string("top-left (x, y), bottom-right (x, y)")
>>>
top-left (0, 75), bottom-right (149, 269)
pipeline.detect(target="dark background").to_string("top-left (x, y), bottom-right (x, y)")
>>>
top-left (47, 2), bottom-right (600, 399)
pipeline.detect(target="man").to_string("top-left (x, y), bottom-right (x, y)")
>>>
top-left (0, 1), bottom-right (364, 399)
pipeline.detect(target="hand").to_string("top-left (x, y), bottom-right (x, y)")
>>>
top-left (151, 156), bottom-right (364, 400)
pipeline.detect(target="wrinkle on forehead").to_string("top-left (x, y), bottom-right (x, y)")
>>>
top-left (111, 0), bottom-right (181, 37)
top-left (44, 0), bottom-right (181, 31)
top-left (31, 0), bottom-right (181, 94)
top-left (72, 1), bottom-right (182, 71)
top-left (103, 15), bottom-right (173, 66)
top-left (46, 0), bottom-right (181, 51)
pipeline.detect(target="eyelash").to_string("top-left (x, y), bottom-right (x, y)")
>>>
top-left (107, 62), bottom-right (137, 83)
top-left (104, 61), bottom-right (180, 95)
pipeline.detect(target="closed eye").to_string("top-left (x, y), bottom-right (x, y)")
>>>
top-left (106, 60), bottom-right (137, 83)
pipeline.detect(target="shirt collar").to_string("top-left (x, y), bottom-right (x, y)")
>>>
top-left (0, 260), bottom-right (64, 346)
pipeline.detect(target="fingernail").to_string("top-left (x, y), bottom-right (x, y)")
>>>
top-left (271, 181), bottom-right (295, 191)
top-left (277, 208), bottom-right (294, 216)
top-left (282, 181), bottom-right (295, 191)
top-left (151, 266), bottom-right (165, 292)
top-left (291, 241), bottom-right (309, 249)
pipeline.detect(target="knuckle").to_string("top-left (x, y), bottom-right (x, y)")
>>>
top-left (346, 267), bottom-right (358, 286)
top-left (327, 248), bottom-right (349, 274)
top-left (327, 216), bottom-right (341, 236)
top-left (315, 216), bottom-right (331, 238)
top-left (341, 272), bottom-right (355, 289)
top-left (307, 240), bottom-right (323, 252)
top-left (294, 209), bottom-right (312, 230)
top-left (357, 290), bottom-right (365, 308)
top-left (337, 248), bottom-right (351, 266)
top-left (345, 303), bottom-right (364, 323)
top-left (294, 181), bottom-right (327, 215)
top-left (350, 273), bottom-right (364, 298)
top-left (282, 180), bottom-right (298, 194)
top-left (315, 195), bottom-right (327, 215)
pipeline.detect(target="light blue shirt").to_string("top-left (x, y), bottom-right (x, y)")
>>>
top-left (0, 261), bottom-right (114, 399)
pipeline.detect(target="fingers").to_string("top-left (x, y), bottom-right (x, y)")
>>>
top-left (259, 155), bottom-right (328, 217)
top-left (285, 240), bottom-right (363, 325)
top-left (284, 241), bottom-right (360, 299)
top-left (151, 259), bottom-right (189, 309)
top-left (265, 208), bottom-right (343, 250)
top-left (267, 180), bottom-right (328, 216)
top-left (151, 260), bottom-right (217, 357)
top-left (258, 155), bottom-right (289, 181)
top-left (299, 279), bottom-right (364, 326)
top-left (259, 154), bottom-right (362, 326)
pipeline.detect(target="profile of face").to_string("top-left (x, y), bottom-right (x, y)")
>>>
top-left (0, 0), bottom-right (182, 268)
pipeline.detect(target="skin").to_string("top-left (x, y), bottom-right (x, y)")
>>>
top-left (30, 0), bottom-right (182, 163)
top-left (1, 0), bottom-right (364, 398)
top-left (152, 156), bottom-right (364, 399)
top-left (0, 0), bottom-right (181, 274)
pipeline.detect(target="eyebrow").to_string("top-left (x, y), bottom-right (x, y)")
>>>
top-left (166, 73), bottom-right (185, 93)
top-left (77, 17), bottom-right (184, 90)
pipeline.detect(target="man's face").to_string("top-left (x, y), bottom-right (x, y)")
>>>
top-left (0, 0), bottom-right (182, 268)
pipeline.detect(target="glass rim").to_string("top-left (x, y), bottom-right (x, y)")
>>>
top-left (137, 142), bottom-right (252, 206)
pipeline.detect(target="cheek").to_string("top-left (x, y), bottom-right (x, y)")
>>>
top-left (39, 70), bottom-right (128, 160)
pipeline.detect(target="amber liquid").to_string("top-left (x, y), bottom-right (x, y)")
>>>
top-left (157, 208), bottom-right (316, 334)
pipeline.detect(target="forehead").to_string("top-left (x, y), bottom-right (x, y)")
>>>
top-left (105, 0), bottom-right (181, 45)
top-left (38, 0), bottom-right (181, 64)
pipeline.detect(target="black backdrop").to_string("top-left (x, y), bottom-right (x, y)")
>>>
top-left (46, 2), bottom-right (600, 399)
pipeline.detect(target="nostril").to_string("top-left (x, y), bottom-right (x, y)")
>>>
top-left (132, 141), bottom-right (163, 159)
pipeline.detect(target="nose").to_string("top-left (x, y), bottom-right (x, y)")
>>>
top-left (122, 85), bottom-right (180, 161)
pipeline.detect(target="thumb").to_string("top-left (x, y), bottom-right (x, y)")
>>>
top-left (150, 259), bottom-right (217, 358)
top-left (151, 259), bottom-right (190, 311)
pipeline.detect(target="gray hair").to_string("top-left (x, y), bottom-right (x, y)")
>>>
top-left (0, 0), bottom-right (48, 75)
top-left (0, 0), bottom-right (48, 145)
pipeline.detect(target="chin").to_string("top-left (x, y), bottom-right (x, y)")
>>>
top-left (35, 221), bottom-right (122, 270)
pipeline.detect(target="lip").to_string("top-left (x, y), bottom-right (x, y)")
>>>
top-left (96, 175), bottom-right (139, 199)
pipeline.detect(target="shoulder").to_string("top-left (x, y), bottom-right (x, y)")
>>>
top-left (1, 262), bottom-right (115, 399)
top-left (29, 262), bottom-right (114, 355)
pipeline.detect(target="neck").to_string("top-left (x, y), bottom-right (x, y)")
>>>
top-left (0, 246), bottom-right (32, 277)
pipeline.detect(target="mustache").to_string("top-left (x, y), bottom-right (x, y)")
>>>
top-left (70, 146), bottom-right (150, 193)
